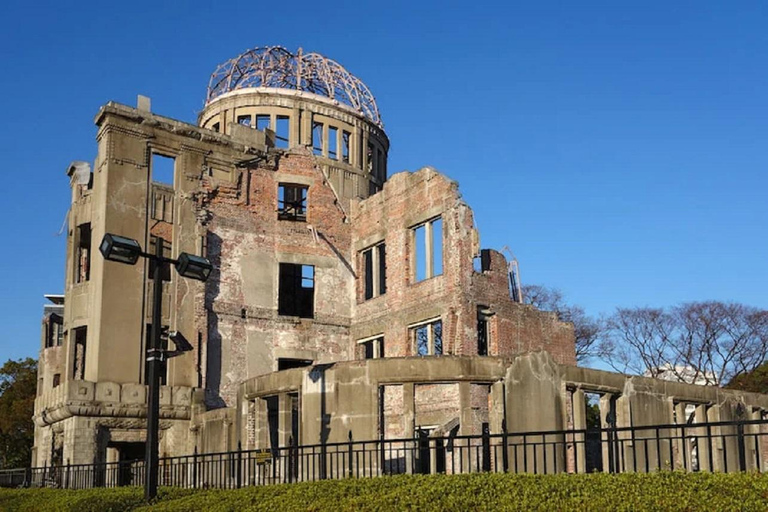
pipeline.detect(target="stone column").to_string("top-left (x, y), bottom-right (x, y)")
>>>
top-left (571, 389), bottom-right (586, 474)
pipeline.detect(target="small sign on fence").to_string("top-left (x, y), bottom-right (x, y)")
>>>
top-left (253, 449), bottom-right (272, 464)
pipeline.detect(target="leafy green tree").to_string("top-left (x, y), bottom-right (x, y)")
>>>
top-left (726, 361), bottom-right (768, 394)
top-left (0, 358), bottom-right (37, 468)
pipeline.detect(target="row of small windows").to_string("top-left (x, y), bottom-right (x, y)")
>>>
top-left (357, 308), bottom-right (492, 360)
top-left (210, 114), bottom-right (385, 180)
top-left (237, 114), bottom-right (290, 149)
top-left (358, 216), bottom-right (444, 303)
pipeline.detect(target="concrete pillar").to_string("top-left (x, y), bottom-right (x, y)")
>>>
top-left (291, 107), bottom-right (300, 148)
top-left (403, 383), bottom-right (415, 474)
top-left (707, 405), bottom-right (725, 472)
top-left (694, 404), bottom-right (712, 472)
top-left (673, 401), bottom-right (689, 471)
top-left (571, 389), bottom-right (586, 474)
top-left (615, 395), bottom-right (633, 472)
top-left (599, 393), bottom-right (614, 472)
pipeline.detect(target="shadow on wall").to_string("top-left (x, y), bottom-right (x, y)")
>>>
top-left (309, 363), bottom-right (335, 447)
top-left (205, 232), bottom-right (227, 409)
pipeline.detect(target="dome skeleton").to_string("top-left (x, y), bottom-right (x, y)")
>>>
top-left (206, 46), bottom-right (382, 127)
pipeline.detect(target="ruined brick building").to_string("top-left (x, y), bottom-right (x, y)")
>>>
top-left (34, 47), bottom-right (768, 475)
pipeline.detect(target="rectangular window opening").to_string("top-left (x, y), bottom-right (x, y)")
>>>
top-left (312, 121), bottom-right (324, 156)
top-left (410, 319), bottom-right (443, 356)
top-left (73, 327), bottom-right (87, 380)
top-left (328, 126), bottom-right (338, 160)
top-left (237, 115), bottom-right (252, 127)
top-left (342, 131), bottom-right (351, 163)
top-left (412, 217), bottom-right (443, 283)
top-left (256, 115), bottom-right (270, 131)
top-left (276, 116), bottom-right (290, 148)
top-left (367, 143), bottom-right (374, 173)
top-left (52, 374), bottom-right (61, 388)
top-left (76, 223), bottom-right (91, 283)
top-left (278, 184), bottom-right (308, 221)
top-left (46, 316), bottom-right (63, 349)
top-left (277, 358), bottom-right (313, 371)
top-left (151, 153), bottom-right (175, 187)
top-left (278, 263), bottom-right (314, 318)
top-left (362, 242), bottom-right (386, 300)
top-left (477, 307), bottom-right (492, 356)
top-left (359, 336), bottom-right (384, 360)
top-left (212, 122), bottom-right (220, 133)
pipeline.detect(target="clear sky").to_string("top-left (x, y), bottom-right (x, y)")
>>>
top-left (0, 1), bottom-right (766, 363)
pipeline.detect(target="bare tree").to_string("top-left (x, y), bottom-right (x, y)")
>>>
top-left (601, 301), bottom-right (768, 386)
top-left (522, 285), bottom-right (605, 364)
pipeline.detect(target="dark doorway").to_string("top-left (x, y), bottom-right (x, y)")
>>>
top-left (415, 427), bottom-right (446, 474)
top-left (112, 442), bottom-right (145, 486)
top-left (584, 393), bottom-right (603, 473)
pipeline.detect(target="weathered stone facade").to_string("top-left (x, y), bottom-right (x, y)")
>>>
top-left (32, 47), bottom-right (767, 473)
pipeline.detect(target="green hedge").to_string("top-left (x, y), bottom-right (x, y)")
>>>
top-left (2, 472), bottom-right (768, 511)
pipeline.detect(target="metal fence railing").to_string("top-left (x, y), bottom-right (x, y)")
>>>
top-left (2, 418), bottom-right (766, 489)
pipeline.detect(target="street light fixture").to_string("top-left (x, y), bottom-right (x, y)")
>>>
top-left (99, 232), bottom-right (211, 501)
top-left (99, 234), bottom-right (142, 265)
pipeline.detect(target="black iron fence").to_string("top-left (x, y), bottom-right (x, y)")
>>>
top-left (3, 418), bottom-right (767, 489)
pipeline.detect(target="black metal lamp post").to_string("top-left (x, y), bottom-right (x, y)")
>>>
top-left (99, 233), bottom-right (211, 501)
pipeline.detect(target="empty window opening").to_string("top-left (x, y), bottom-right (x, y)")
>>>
top-left (277, 358), bottom-right (313, 371)
top-left (477, 307), bottom-right (493, 356)
top-left (413, 217), bottom-right (443, 282)
top-left (264, 396), bottom-right (280, 452)
top-left (328, 126), bottom-right (338, 160)
top-left (151, 153), bottom-right (175, 187)
top-left (411, 319), bottom-right (443, 356)
top-left (378, 149), bottom-right (386, 180)
top-left (148, 236), bottom-right (172, 281)
top-left (276, 115), bottom-right (290, 148)
top-left (211, 122), bottom-right (220, 133)
top-left (342, 131), bottom-right (351, 163)
top-left (76, 223), bottom-right (91, 284)
top-left (278, 184), bottom-right (308, 221)
top-left (73, 327), bottom-right (87, 380)
top-left (312, 121), bottom-right (324, 156)
top-left (359, 336), bottom-right (384, 359)
top-left (237, 115), bottom-right (252, 127)
top-left (46, 316), bottom-right (64, 348)
top-left (367, 143), bottom-right (374, 173)
top-left (278, 263), bottom-right (314, 318)
top-left (144, 324), bottom-right (168, 386)
top-left (52, 374), bottom-right (61, 388)
top-left (362, 242), bottom-right (386, 300)
top-left (255, 115), bottom-right (270, 131)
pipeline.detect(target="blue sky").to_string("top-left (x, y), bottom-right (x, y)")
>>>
top-left (0, 1), bottom-right (766, 362)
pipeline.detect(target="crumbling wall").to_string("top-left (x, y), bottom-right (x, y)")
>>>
top-left (201, 148), bottom-right (354, 407)
top-left (350, 168), bottom-right (480, 357)
top-left (472, 250), bottom-right (576, 365)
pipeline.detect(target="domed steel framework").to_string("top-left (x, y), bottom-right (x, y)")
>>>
top-left (206, 46), bottom-right (382, 127)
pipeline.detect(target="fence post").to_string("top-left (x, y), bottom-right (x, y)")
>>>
top-left (347, 431), bottom-right (354, 478)
top-left (64, 460), bottom-right (70, 489)
top-left (237, 441), bottom-right (242, 489)
top-left (737, 420), bottom-right (747, 472)
top-left (192, 446), bottom-right (198, 489)
top-left (502, 419), bottom-right (509, 473)
top-left (24, 467), bottom-right (31, 488)
top-left (287, 436), bottom-right (294, 484)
